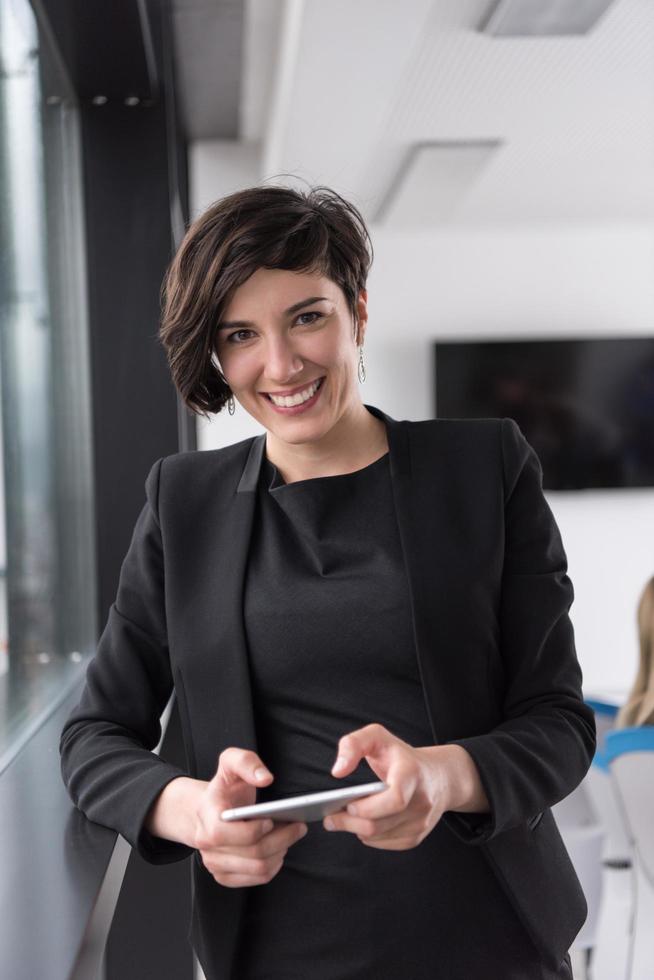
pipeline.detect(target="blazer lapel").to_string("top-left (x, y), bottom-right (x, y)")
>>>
top-left (183, 435), bottom-right (266, 773)
top-left (363, 404), bottom-right (445, 746)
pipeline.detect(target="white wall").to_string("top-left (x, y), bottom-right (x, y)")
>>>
top-left (367, 227), bottom-right (654, 700)
top-left (190, 140), bottom-right (654, 700)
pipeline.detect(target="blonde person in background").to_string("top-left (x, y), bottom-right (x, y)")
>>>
top-left (615, 576), bottom-right (654, 728)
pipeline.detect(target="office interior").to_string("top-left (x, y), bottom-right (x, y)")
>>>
top-left (0, 1), bottom-right (653, 978)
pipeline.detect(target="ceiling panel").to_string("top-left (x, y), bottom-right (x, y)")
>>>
top-left (192, 0), bottom-right (654, 226)
top-left (172, 0), bottom-right (243, 140)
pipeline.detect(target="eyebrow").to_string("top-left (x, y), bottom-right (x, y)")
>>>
top-left (217, 296), bottom-right (330, 331)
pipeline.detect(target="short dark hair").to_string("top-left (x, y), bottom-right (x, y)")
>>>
top-left (159, 184), bottom-right (374, 417)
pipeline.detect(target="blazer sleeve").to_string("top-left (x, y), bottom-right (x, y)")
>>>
top-left (443, 418), bottom-right (596, 844)
top-left (59, 457), bottom-right (194, 864)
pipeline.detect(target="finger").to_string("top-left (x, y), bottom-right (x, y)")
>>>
top-left (324, 811), bottom-right (406, 839)
top-left (210, 748), bottom-right (274, 798)
top-left (211, 816), bottom-right (275, 847)
top-left (215, 821), bottom-right (307, 859)
top-left (325, 810), bottom-right (407, 837)
top-left (346, 761), bottom-right (417, 820)
top-left (357, 834), bottom-right (422, 852)
top-left (355, 813), bottom-right (408, 837)
top-left (196, 814), bottom-right (274, 851)
top-left (323, 808), bottom-right (428, 850)
top-left (214, 865), bottom-right (283, 888)
top-left (207, 851), bottom-right (285, 884)
top-left (217, 874), bottom-right (269, 889)
top-left (331, 723), bottom-right (393, 778)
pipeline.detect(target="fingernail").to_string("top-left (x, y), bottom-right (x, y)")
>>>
top-left (347, 804), bottom-right (358, 816)
top-left (324, 817), bottom-right (335, 831)
top-left (332, 756), bottom-right (347, 772)
top-left (254, 767), bottom-right (269, 781)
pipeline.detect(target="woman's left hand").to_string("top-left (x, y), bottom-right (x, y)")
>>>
top-left (322, 723), bottom-right (453, 850)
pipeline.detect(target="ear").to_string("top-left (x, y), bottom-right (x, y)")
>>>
top-left (355, 289), bottom-right (368, 346)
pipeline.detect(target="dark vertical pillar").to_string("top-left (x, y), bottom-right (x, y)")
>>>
top-left (80, 3), bottom-right (195, 975)
top-left (34, 0), bottom-right (195, 976)
top-left (81, 93), bottom-right (180, 624)
top-left (81, 97), bottom-right (195, 980)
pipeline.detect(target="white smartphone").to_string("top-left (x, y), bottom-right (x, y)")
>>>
top-left (219, 780), bottom-right (387, 824)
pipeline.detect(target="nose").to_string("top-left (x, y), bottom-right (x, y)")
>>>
top-left (262, 333), bottom-right (305, 385)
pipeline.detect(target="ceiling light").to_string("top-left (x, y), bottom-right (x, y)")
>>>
top-left (480, 0), bottom-right (617, 36)
top-left (373, 141), bottom-right (502, 228)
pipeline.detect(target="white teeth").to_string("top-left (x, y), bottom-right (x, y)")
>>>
top-left (269, 378), bottom-right (321, 408)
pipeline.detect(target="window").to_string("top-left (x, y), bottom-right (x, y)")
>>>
top-left (0, 0), bottom-right (96, 767)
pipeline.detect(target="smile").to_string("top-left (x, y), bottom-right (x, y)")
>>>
top-left (263, 377), bottom-right (325, 413)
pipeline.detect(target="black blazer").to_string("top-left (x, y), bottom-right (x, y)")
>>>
top-left (60, 404), bottom-right (596, 978)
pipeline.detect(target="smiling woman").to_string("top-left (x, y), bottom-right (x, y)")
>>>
top-left (159, 184), bottom-right (387, 482)
top-left (61, 181), bottom-right (594, 980)
top-left (159, 185), bottom-right (373, 419)
top-left (212, 265), bottom-right (384, 481)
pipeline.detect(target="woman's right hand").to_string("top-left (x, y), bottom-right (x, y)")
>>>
top-left (193, 747), bottom-right (308, 888)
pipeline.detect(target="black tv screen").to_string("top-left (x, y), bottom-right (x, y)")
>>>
top-left (433, 337), bottom-right (654, 490)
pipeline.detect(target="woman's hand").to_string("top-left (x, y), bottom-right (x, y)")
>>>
top-left (194, 748), bottom-right (308, 887)
top-left (322, 723), bottom-right (469, 850)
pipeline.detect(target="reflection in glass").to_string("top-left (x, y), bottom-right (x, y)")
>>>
top-left (0, 0), bottom-right (96, 764)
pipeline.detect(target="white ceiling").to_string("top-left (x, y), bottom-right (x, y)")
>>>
top-left (236, 0), bottom-right (654, 227)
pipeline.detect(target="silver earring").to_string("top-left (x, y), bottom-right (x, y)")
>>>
top-left (357, 345), bottom-right (366, 383)
top-left (227, 394), bottom-right (236, 415)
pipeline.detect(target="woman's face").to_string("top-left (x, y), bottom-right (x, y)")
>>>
top-left (214, 267), bottom-right (367, 446)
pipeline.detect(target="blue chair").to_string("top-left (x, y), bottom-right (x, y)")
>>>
top-left (603, 728), bottom-right (654, 980)
top-left (585, 699), bottom-right (632, 863)
top-left (583, 702), bottom-right (632, 980)
top-left (552, 701), bottom-right (615, 975)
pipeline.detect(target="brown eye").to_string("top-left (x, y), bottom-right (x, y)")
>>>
top-left (296, 312), bottom-right (323, 325)
top-left (227, 329), bottom-right (254, 344)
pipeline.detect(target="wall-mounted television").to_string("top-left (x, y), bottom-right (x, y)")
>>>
top-left (433, 337), bottom-right (654, 490)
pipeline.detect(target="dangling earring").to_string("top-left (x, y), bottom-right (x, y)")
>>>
top-left (227, 394), bottom-right (236, 415)
top-left (357, 345), bottom-right (366, 383)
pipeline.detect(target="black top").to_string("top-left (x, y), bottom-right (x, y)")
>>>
top-left (233, 449), bottom-right (565, 979)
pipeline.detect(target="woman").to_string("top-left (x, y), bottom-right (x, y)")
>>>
top-left (60, 185), bottom-right (596, 979)
top-left (615, 576), bottom-right (654, 728)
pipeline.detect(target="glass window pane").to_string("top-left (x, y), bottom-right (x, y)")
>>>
top-left (0, 0), bottom-right (96, 766)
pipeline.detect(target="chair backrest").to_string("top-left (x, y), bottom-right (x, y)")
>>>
top-left (583, 766), bottom-right (632, 863)
top-left (606, 727), bottom-right (654, 880)
top-left (552, 780), bottom-right (597, 827)
top-left (582, 700), bottom-right (631, 861)
top-left (586, 698), bottom-right (620, 755)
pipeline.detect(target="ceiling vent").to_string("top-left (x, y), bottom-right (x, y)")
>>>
top-left (480, 0), bottom-right (617, 36)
